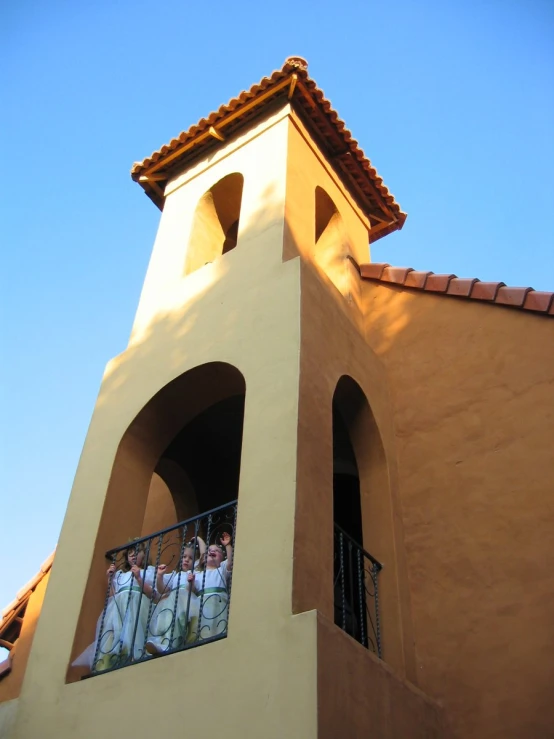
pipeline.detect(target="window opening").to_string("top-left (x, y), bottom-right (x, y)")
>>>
top-left (332, 379), bottom-right (382, 656)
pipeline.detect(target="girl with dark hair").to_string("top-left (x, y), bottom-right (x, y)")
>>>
top-left (73, 540), bottom-right (156, 671)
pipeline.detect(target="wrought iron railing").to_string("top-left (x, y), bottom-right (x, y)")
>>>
top-left (333, 523), bottom-right (383, 658)
top-left (83, 501), bottom-right (237, 675)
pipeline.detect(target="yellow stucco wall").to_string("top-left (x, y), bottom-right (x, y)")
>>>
top-left (9, 108), bottom-right (319, 739)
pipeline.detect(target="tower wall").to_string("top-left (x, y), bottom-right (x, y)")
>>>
top-left (10, 181), bottom-right (320, 738)
top-left (131, 105), bottom-right (291, 342)
top-left (6, 101), bottom-right (449, 739)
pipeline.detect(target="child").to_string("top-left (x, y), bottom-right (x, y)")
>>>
top-left (194, 532), bottom-right (233, 641)
top-left (145, 537), bottom-right (205, 654)
top-left (73, 541), bottom-right (155, 672)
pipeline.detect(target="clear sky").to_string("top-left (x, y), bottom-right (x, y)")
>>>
top-left (1, 0), bottom-right (553, 638)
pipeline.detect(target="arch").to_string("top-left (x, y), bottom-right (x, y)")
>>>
top-left (69, 362), bottom-right (246, 679)
top-left (332, 375), bottom-right (389, 655)
top-left (185, 173), bottom-right (244, 275)
top-left (314, 187), bottom-right (351, 297)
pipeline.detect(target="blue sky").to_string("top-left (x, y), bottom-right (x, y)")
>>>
top-left (1, 0), bottom-right (553, 636)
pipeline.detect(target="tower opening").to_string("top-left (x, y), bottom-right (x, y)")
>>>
top-left (185, 173), bottom-right (244, 275)
top-left (314, 186), bottom-right (351, 296)
top-left (332, 376), bottom-right (382, 656)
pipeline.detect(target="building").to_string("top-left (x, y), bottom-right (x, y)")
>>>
top-left (1, 56), bottom-right (553, 739)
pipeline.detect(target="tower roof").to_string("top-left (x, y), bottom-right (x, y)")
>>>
top-left (131, 57), bottom-right (406, 243)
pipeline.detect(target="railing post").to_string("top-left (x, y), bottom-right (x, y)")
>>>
top-left (333, 522), bottom-right (382, 658)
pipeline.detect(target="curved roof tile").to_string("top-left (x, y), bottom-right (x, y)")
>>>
top-left (358, 263), bottom-right (553, 316)
top-left (131, 58), bottom-right (405, 241)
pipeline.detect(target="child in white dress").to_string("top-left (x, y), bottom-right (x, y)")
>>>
top-left (73, 541), bottom-right (155, 672)
top-left (145, 538), bottom-right (205, 654)
top-left (194, 532), bottom-right (233, 641)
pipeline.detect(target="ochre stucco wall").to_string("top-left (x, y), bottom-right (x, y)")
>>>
top-left (293, 262), bottom-right (416, 684)
top-left (0, 573), bottom-right (50, 704)
top-left (317, 613), bottom-right (445, 739)
top-left (9, 95), bottom-right (550, 739)
top-left (361, 280), bottom-right (554, 739)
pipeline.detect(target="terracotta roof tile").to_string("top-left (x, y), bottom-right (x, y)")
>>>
top-left (405, 270), bottom-right (432, 289)
top-left (356, 260), bottom-right (553, 317)
top-left (0, 551), bottom-right (55, 649)
top-left (470, 282), bottom-right (505, 301)
top-left (495, 286), bottom-right (532, 307)
top-left (523, 291), bottom-right (554, 313)
top-left (360, 263), bottom-right (389, 280)
top-left (446, 278), bottom-right (478, 297)
top-left (425, 274), bottom-right (456, 293)
top-left (131, 58), bottom-right (405, 242)
top-left (380, 267), bottom-right (414, 285)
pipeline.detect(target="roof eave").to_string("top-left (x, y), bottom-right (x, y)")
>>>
top-left (131, 59), bottom-right (404, 229)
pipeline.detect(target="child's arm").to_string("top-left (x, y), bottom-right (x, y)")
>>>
top-left (193, 536), bottom-right (206, 562)
top-left (155, 564), bottom-right (170, 598)
top-left (106, 563), bottom-right (116, 597)
top-left (187, 571), bottom-right (199, 596)
top-left (131, 565), bottom-right (154, 600)
top-left (220, 532), bottom-right (233, 573)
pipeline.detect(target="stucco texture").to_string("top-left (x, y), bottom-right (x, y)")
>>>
top-left (360, 280), bottom-right (554, 739)
top-left (5, 98), bottom-right (553, 739)
top-left (10, 111), bottom-right (319, 739)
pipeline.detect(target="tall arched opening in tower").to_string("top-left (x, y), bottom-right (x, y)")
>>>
top-left (185, 173), bottom-right (244, 275)
top-left (68, 362), bottom-right (245, 679)
top-left (332, 375), bottom-right (386, 656)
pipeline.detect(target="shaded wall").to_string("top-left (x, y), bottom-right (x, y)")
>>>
top-left (361, 280), bottom-right (554, 739)
top-left (0, 574), bottom-right (50, 703)
top-left (141, 472), bottom-right (179, 536)
top-left (294, 262), bottom-right (415, 681)
top-left (317, 613), bottom-right (445, 739)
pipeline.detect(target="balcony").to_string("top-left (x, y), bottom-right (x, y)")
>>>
top-left (75, 501), bottom-right (237, 676)
top-left (75, 500), bottom-right (382, 677)
top-left (333, 523), bottom-right (383, 658)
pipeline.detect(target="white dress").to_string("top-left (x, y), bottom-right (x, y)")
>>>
top-left (73, 566), bottom-right (155, 671)
top-left (147, 569), bottom-right (199, 652)
top-left (193, 560), bottom-right (231, 640)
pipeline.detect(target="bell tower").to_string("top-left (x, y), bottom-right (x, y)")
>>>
top-left (7, 58), bottom-right (446, 739)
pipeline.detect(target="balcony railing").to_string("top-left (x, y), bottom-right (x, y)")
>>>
top-left (80, 501), bottom-right (237, 676)
top-left (333, 523), bottom-right (383, 658)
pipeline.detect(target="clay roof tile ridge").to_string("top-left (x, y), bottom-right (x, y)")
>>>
top-left (359, 262), bottom-right (553, 317)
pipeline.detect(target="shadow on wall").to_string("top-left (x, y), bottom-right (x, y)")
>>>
top-left (65, 171), bottom-right (420, 683)
top-left (185, 173), bottom-right (244, 276)
top-left (313, 186), bottom-right (354, 301)
top-left (66, 180), bottom-right (292, 681)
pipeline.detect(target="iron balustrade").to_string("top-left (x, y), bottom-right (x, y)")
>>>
top-left (86, 500), bottom-right (237, 676)
top-left (333, 523), bottom-right (383, 658)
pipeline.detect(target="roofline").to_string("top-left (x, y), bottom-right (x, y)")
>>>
top-left (130, 58), bottom-right (406, 243)
top-left (351, 259), bottom-right (554, 316)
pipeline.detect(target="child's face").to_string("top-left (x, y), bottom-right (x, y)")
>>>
top-left (127, 549), bottom-right (144, 567)
top-left (206, 545), bottom-right (224, 568)
top-left (181, 548), bottom-right (194, 571)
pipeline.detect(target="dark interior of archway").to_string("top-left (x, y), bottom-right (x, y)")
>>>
top-left (333, 402), bottom-right (366, 641)
top-left (156, 394), bottom-right (245, 517)
top-left (333, 405), bottom-right (363, 546)
top-left (222, 219), bottom-right (239, 255)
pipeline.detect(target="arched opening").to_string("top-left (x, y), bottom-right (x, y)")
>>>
top-left (185, 173), bottom-right (244, 275)
top-left (69, 362), bottom-right (246, 679)
top-left (314, 187), bottom-right (351, 297)
top-left (332, 376), bottom-right (383, 656)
